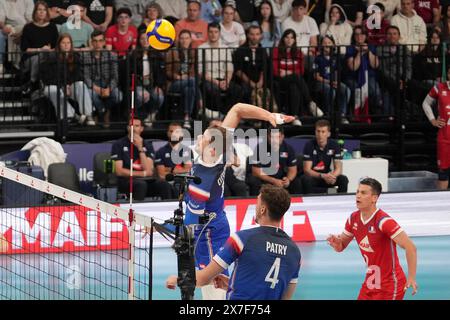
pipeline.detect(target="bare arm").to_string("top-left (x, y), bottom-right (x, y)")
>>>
top-left (156, 165), bottom-right (169, 180)
top-left (327, 232), bottom-right (353, 252)
top-left (393, 231), bottom-right (418, 295)
top-left (252, 166), bottom-right (281, 186)
top-left (286, 166), bottom-right (298, 183)
top-left (331, 159), bottom-right (342, 177)
top-left (281, 283), bottom-right (297, 300)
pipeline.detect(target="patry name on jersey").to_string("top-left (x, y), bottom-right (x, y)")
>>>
top-left (266, 242), bottom-right (287, 255)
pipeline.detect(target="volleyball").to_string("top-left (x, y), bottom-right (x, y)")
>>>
top-left (146, 19), bottom-right (176, 50)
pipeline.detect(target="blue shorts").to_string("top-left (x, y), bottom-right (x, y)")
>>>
top-left (194, 214), bottom-right (230, 273)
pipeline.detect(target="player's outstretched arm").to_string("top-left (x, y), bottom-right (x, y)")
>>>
top-left (393, 231), bottom-right (418, 296)
top-left (281, 283), bottom-right (297, 300)
top-left (221, 103), bottom-right (295, 129)
top-left (326, 233), bottom-right (353, 252)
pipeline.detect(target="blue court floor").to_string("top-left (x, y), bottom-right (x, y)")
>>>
top-left (1, 236), bottom-right (449, 300)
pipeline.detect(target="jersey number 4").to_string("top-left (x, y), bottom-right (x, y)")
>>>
top-left (265, 257), bottom-right (281, 289)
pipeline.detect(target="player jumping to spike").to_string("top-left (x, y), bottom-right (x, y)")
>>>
top-left (327, 178), bottom-right (418, 300)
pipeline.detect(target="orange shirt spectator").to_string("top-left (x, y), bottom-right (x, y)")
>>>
top-left (175, 0), bottom-right (208, 48)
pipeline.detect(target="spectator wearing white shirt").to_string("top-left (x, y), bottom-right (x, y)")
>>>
top-left (281, 0), bottom-right (319, 56)
top-left (198, 22), bottom-right (242, 114)
top-left (270, 0), bottom-right (293, 23)
top-left (220, 4), bottom-right (246, 48)
top-left (391, 0), bottom-right (427, 53)
top-left (319, 3), bottom-right (352, 54)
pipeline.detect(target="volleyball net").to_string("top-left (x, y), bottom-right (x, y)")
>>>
top-left (0, 163), bottom-right (157, 300)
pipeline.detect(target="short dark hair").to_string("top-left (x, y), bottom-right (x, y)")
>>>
top-left (72, 1), bottom-right (86, 8)
top-left (292, 0), bottom-right (307, 8)
top-left (208, 21), bottom-right (221, 31)
top-left (260, 185), bottom-right (291, 222)
top-left (315, 119), bottom-right (331, 131)
top-left (116, 7), bottom-right (132, 18)
top-left (386, 25), bottom-right (401, 35)
top-left (168, 122), bottom-right (182, 128)
top-left (373, 2), bottom-right (385, 12)
top-left (359, 178), bottom-right (382, 196)
top-left (128, 115), bottom-right (145, 127)
top-left (90, 30), bottom-right (104, 39)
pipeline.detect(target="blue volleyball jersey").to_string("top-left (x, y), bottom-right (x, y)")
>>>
top-left (214, 226), bottom-right (301, 300)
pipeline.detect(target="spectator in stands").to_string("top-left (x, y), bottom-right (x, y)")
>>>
top-left (273, 29), bottom-right (322, 123)
top-left (155, 122), bottom-right (193, 197)
top-left (220, 4), bottom-right (246, 48)
top-left (319, 3), bottom-right (353, 54)
top-left (105, 7), bottom-right (137, 56)
top-left (364, 2), bottom-right (390, 45)
top-left (307, 0), bottom-right (328, 26)
top-left (165, 29), bottom-right (202, 129)
top-left (0, 0), bottom-right (34, 70)
top-left (198, 22), bottom-right (242, 115)
top-left (282, 0), bottom-right (319, 56)
top-left (435, 4), bottom-right (450, 43)
top-left (327, 0), bottom-right (365, 27)
top-left (83, 0), bottom-right (113, 32)
top-left (40, 33), bottom-right (95, 125)
top-left (138, 2), bottom-right (163, 34)
top-left (175, 0), bottom-right (208, 48)
top-left (20, 1), bottom-right (59, 94)
top-left (366, 0), bottom-right (400, 21)
top-left (233, 0), bottom-right (258, 28)
top-left (391, 0), bottom-right (427, 53)
top-left (46, 0), bottom-right (77, 25)
top-left (376, 25), bottom-right (412, 118)
top-left (201, 0), bottom-right (223, 24)
top-left (413, 0), bottom-right (440, 31)
top-left (344, 25), bottom-right (381, 119)
top-left (313, 35), bottom-right (350, 123)
top-left (301, 119), bottom-right (348, 194)
top-left (131, 30), bottom-right (165, 128)
top-left (111, 116), bottom-right (173, 201)
top-left (114, 0), bottom-right (142, 26)
top-left (59, 2), bottom-right (94, 49)
top-left (270, 0), bottom-right (293, 23)
top-left (155, 0), bottom-right (187, 21)
top-left (233, 25), bottom-right (269, 106)
top-left (409, 29), bottom-right (442, 114)
top-left (83, 30), bottom-right (121, 128)
top-left (248, 127), bottom-right (303, 196)
top-left (252, 0), bottom-right (282, 48)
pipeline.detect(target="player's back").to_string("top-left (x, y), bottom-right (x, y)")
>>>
top-left (224, 226), bottom-right (301, 300)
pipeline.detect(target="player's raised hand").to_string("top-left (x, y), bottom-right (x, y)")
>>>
top-left (166, 275), bottom-right (178, 290)
top-left (213, 274), bottom-right (229, 291)
top-left (405, 277), bottom-right (418, 296)
top-left (270, 113), bottom-right (296, 127)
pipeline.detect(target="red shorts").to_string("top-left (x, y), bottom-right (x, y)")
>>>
top-left (437, 140), bottom-right (450, 170)
top-left (358, 279), bottom-right (407, 300)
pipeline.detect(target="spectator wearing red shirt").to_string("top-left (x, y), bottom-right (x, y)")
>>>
top-left (272, 28), bottom-right (320, 122)
top-left (105, 7), bottom-right (137, 56)
top-left (364, 2), bottom-right (390, 45)
top-left (414, 0), bottom-right (440, 28)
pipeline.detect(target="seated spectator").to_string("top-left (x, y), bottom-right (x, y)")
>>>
top-left (82, 30), bottom-right (121, 128)
top-left (413, 0), bottom-right (440, 31)
top-left (138, 2), bottom-right (163, 34)
top-left (301, 119), bottom-right (348, 194)
top-left (175, 0), bottom-right (208, 48)
top-left (59, 2), bottom-right (94, 50)
top-left (273, 29), bottom-right (322, 123)
top-left (376, 25), bottom-right (413, 118)
top-left (20, 1), bottom-right (59, 94)
top-left (155, 0), bottom-right (187, 21)
top-left (234, 0), bottom-right (258, 28)
top-left (435, 4), bottom-right (450, 43)
top-left (391, 0), bottom-right (427, 53)
top-left (220, 4), bottom-right (246, 48)
top-left (307, 0), bottom-right (328, 26)
top-left (366, 0), bottom-right (400, 21)
top-left (0, 0), bottom-right (34, 70)
top-left (131, 30), bottom-right (165, 128)
top-left (252, 0), bottom-right (282, 48)
top-left (198, 22), bottom-right (242, 115)
top-left (328, 0), bottom-right (365, 27)
top-left (282, 0), bottom-right (319, 56)
top-left (248, 127), bottom-right (303, 196)
top-left (270, 0), bottom-right (293, 23)
top-left (313, 35), bottom-right (350, 123)
top-left (319, 3), bottom-right (353, 54)
top-left (233, 25), bottom-right (273, 109)
top-left (47, 0), bottom-right (78, 25)
top-left (40, 33), bottom-right (95, 125)
top-left (165, 29), bottom-right (202, 129)
top-left (111, 116), bottom-right (173, 201)
top-left (114, 0), bottom-right (143, 26)
top-left (83, 0), bottom-right (113, 32)
top-left (201, 0), bottom-right (223, 24)
top-left (364, 2), bottom-right (390, 45)
top-left (155, 122), bottom-right (193, 198)
top-left (344, 25), bottom-right (381, 121)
